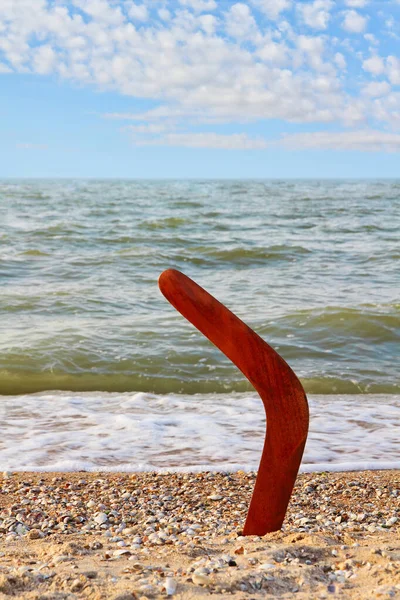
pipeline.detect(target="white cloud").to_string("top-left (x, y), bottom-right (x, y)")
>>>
top-left (250, 0), bottom-right (292, 20)
top-left (127, 3), bottom-right (148, 22)
top-left (387, 56), bottom-right (400, 85)
top-left (298, 0), bottom-right (333, 30)
top-left (103, 107), bottom-right (202, 121)
top-left (158, 8), bottom-right (171, 21)
top-left (178, 0), bottom-right (217, 12)
top-left (125, 123), bottom-right (172, 134)
top-left (363, 55), bottom-right (385, 75)
top-left (345, 0), bottom-right (368, 6)
top-left (364, 33), bottom-right (378, 45)
top-left (256, 35), bottom-right (289, 64)
top-left (279, 130), bottom-right (400, 152)
top-left (334, 52), bottom-right (347, 70)
top-left (131, 128), bottom-right (400, 152)
top-left (372, 92), bottom-right (400, 130)
top-left (386, 16), bottom-right (395, 28)
top-left (32, 44), bottom-right (56, 75)
top-left (225, 3), bottom-right (259, 40)
top-left (296, 35), bottom-right (330, 72)
top-left (362, 81), bottom-right (391, 97)
top-left (136, 132), bottom-right (268, 149)
top-left (73, 0), bottom-right (124, 26)
top-left (342, 10), bottom-right (367, 33)
top-left (197, 14), bottom-right (217, 35)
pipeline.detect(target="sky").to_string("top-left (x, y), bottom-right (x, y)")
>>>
top-left (1, 0), bottom-right (400, 178)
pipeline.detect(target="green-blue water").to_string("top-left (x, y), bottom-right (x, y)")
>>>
top-left (1, 179), bottom-right (399, 396)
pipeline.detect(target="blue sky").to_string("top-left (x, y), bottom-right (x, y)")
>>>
top-left (1, 0), bottom-right (400, 178)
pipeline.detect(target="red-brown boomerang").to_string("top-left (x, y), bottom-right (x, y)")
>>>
top-left (158, 268), bottom-right (309, 536)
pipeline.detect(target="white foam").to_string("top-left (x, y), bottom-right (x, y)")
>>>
top-left (0, 392), bottom-right (399, 472)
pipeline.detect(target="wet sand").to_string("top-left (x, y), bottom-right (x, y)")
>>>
top-left (0, 470), bottom-right (399, 599)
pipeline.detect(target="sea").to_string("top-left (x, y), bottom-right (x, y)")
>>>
top-left (0, 179), bottom-right (399, 473)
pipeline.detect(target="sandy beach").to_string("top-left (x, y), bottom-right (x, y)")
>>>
top-left (0, 470), bottom-right (399, 599)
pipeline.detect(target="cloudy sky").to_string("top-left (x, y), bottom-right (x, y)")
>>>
top-left (1, 0), bottom-right (400, 177)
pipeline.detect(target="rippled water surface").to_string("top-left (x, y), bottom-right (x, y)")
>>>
top-left (1, 179), bottom-right (398, 396)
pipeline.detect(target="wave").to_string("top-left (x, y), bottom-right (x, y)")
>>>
top-left (258, 306), bottom-right (400, 342)
top-left (87, 243), bottom-right (312, 267)
top-left (18, 249), bottom-right (51, 257)
top-left (139, 217), bottom-right (192, 230)
top-left (0, 304), bottom-right (398, 396)
top-left (187, 245), bottom-right (311, 265)
top-left (0, 369), bottom-right (397, 396)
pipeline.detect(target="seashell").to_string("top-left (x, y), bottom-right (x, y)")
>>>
top-left (165, 577), bottom-right (177, 596)
top-left (192, 572), bottom-right (211, 585)
top-left (192, 567), bottom-right (211, 586)
top-left (113, 548), bottom-right (131, 557)
top-left (259, 563), bottom-right (275, 570)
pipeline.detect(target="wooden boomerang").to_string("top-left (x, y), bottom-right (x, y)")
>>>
top-left (158, 269), bottom-right (309, 536)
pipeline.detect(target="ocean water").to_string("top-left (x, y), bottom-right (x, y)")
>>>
top-left (0, 179), bottom-right (399, 471)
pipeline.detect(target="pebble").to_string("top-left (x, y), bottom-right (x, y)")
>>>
top-left (139, 583), bottom-right (157, 594)
top-left (94, 512), bottom-right (108, 525)
top-left (52, 555), bottom-right (70, 564)
top-left (28, 529), bottom-right (41, 540)
top-left (70, 577), bottom-right (85, 592)
top-left (192, 570), bottom-right (211, 586)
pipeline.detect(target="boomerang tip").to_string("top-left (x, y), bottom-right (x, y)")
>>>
top-left (158, 268), bottom-right (181, 291)
top-left (159, 269), bottom-right (196, 306)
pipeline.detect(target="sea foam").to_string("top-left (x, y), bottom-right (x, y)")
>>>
top-left (1, 392), bottom-right (399, 472)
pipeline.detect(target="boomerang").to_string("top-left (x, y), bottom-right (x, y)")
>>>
top-left (158, 268), bottom-right (309, 535)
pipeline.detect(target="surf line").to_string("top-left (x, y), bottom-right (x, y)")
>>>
top-left (158, 269), bottom-right (309, 536)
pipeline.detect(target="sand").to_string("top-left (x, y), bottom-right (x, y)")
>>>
top-left (0, 470), bottom-right (399, 599)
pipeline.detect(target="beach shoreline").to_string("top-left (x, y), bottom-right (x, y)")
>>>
top-left (1, 470), bottom-right (399, 598)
